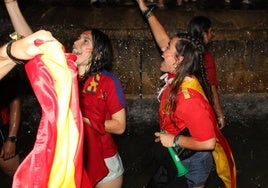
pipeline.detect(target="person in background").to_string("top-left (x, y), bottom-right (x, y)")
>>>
top-left (136, 0), bottom-right (226, 129)
top-left (188, 16), bottom-right (226, 128)
top-left (4, 1), bottom-right (127, 187)
top-left (0, 94), bottom-right (21, 177)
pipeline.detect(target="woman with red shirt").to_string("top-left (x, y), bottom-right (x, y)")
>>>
top-left (188, 16), bottom-right (226, 129)
top-left (136, 2), bottom-right (225, 129)
top-left (74, 29), bottom-right (127, 188)
top-left (153, 33), bottom-right (216, 187)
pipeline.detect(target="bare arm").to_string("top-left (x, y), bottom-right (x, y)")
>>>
top-left (0, 53), bottom-right (16, 79)
top-left (0, 97), bottom-right (21, 160)
top-left (0, 30), bottom-right (56, 79)
top-left (211, 85), bottom-right (226, 129)
top-left (136, 0), bottom-right (170, 51)
top-left (155, 132), bottom-right (216, 151)
top-left (7, 97), bottom-right (21, 138)
top-left (4, 0), bottom-right (33, 36)
top-left (105, 108), bottom-right (126, 135)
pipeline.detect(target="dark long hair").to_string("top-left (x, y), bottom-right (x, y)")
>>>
top-left (163, 33), bottom-right (213, 114)
top-left (80, 28), bottom-right (113, 84)
top-left (187, 16), bottom-right (212, 46)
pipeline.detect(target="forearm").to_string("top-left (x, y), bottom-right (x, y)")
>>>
top-left (4, 0), bottom-right (33, 36)
top-left (8, 97), bottom-right (21, 137)
top-left (0, 44), bottom-right (16, 79)
top-left (155, 132), bottom-right (216, 150)
top-left (147, 16), bottom-right (170, 50)
top-left (1, 30), bottom-right (55, 79)
top-left (137, 0), bottom-right (170, 50)
top-left (178, 136), bottom-right (216, 151)
top-left (212, 87), bottom-right (224, 117)
top-left (105, 109), bottom-right (126, 135)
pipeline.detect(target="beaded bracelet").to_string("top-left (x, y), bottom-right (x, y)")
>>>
top-left (6, 41), bottom-right (25, 65)
top-left (142, 6), bottom-right (155, 20)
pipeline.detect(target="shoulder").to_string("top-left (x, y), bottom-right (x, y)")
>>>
top-left (101, 70), bottom-right (124, 90)
top-left (101, 70), bottom-right (121, 82)
top-left (178, 88), bottom-right (202, 100)
top-left (204, 51), bottom-right (215, 62)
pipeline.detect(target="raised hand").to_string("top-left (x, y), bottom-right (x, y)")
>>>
top-left (136, 0), bottom-right (148, 12)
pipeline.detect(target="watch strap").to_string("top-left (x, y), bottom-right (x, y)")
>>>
top-left (6, 136), bottom-right (17, 143)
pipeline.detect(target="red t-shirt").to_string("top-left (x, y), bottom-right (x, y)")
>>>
top-left (159, 76), bottom-right (216, 141)
top-left (80, 70), bottom-right (126, 158)
top-left (205, 51), bottom-right (218, 86)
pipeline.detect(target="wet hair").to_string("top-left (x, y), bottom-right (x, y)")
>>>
top-left (187, 16), bottom-right (212, 44)
top-left (80, 28), bottom-right (113, 83)
top-left (163, 33), bottom-right (213, 114)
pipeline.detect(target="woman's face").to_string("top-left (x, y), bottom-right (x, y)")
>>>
top-left (72, 30), bottom-right (93, 66)
top-left (160, 37), bottom-right (181, 73)
top-left (203, 27), bottom-right (214, 44)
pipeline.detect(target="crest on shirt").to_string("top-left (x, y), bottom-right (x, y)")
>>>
top-left (84, 74), bottom-right (101, 94)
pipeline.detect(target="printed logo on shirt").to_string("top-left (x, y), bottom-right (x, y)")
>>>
top-left (182, 88), bottom-right (190, 99)
top-left (97, 89), bottom-right (107, 101)
top-left (84, 74), bottom-right (101, 94)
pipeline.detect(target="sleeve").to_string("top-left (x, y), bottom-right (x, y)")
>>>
top-left (204, 51), bottom-right (218, 86)
top-left (106, 75), bottom-right (126, 115)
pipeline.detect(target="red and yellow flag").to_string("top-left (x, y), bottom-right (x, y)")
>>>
top-left (181, 76), bottom-right (237, 188)
top-left (13, 41), bottom-right (91, 187)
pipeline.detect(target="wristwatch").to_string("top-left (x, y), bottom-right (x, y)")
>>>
top-left (172, 135), bottom-right (181, 149)
top-left (6, 136), bottom-right (17, 143)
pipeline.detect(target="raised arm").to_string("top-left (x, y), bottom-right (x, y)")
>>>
top-left (4, 0), bottom-right (33, 36)
top-left (136, 0), bottom-right (170, 51)
top-left (0, 30), bottom-right (56, 79)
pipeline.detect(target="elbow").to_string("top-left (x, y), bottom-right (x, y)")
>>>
top-left (117, 128), bottom-right (125, 135)
top-left (207, 138), bottom-right (216, 150)
top-left (113, 122), bottom-right (126, 135)
top-left (117, 124), bottom-right (126, 135)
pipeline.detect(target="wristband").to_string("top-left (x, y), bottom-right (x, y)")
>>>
top-left (6, 41), bottom-right (25, 65)
top-left (172, 135), bottom-right (181, 149)
top-left (6, 136), bottom-right (17, 143)
top-left (142, 6), bottom-right (155, 19)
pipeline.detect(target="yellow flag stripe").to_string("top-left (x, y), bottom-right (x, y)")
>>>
top-left (39, 42), bottom-right (78, 188)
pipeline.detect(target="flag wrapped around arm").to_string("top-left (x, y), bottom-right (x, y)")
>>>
top-left (13, 41), bottom-right (91, 188)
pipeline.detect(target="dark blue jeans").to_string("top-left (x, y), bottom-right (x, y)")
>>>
top-left (183, 151), bottom-right (213, 187)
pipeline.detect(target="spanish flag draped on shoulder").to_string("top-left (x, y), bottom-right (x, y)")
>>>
top-left (13, 40), bottom-right (92, 187)
top-left (181, 76), bottom-right (237, 188)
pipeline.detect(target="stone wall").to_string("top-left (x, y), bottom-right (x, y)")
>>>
top-left (16, 7), bottom-right (267, 96)
top-left (0, 6), bottom-right (267, 124)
